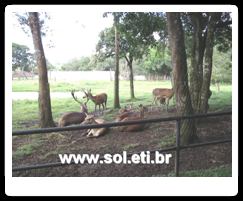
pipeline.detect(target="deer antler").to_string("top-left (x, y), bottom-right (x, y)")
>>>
top-left (71, 89), bottom-right (83, 105)
top-left (81, 88), bottom-right (90, 103)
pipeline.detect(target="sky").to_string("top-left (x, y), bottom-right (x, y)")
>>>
top-left (11, 11), bottom-right (113, 66)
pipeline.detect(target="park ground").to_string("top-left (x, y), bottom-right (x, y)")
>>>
top-left (11, 80), bottom-right (232, 176)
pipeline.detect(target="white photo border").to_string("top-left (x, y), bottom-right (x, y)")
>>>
top-left (5, 4), bottom-right (238, 196)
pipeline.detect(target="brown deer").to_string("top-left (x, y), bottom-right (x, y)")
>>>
top-left (117, 104), bottom-right (148, 132)
top-left (152, 88), bottom-right (174, 111)
top-left (82, 89), bottom-right (107, 113)
top-left (81, 114), bottom-right (108, 138)
top-left (115, 104), bottom-right (137, 122)
top-left (58, 90), bottom-right (88, 127)
top-left (118, 103), bottom-right (133, 114)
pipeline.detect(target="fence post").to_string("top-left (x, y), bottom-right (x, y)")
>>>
top-left (175, 120), bottom-right (181, 176)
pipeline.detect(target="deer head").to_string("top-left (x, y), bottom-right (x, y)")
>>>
top-left (81, 114), bottom-right (95, 125)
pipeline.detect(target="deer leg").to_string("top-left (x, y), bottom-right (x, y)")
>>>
top-left (102, 103), bottom-right (105, 114)
top-left (81, 129), bottom-right (89, 136)
top-left (166, 99), bottom-right (169, 112)
top-left (152, 96), bottom-right (156, 105)
top-left (98, 104), bottom-right (101, 115)
top-left (86, 129), bottom-right (94, 137)
top-left (155, 97), bottom-right (158, 105)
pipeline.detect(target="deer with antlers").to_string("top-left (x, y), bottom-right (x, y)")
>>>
top-left (82, 89), bottom-right (107, 113)
top-left (58, 90), bottom-right (88, 127)
top-left (152, 88), bottom-right (174, 112)
top-left (81, 114), bottom-right (108, 138)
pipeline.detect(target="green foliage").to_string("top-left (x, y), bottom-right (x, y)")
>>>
top-left (15, 12), bottom-right (52, 41)
top-left (181, 12), bottom-right (232, 55)
top-left (96, 27), bottom-right (115, 60)
top-left (60, 57), bottom-right (92, 71)
top-left (95, 57), bottom-right (115, 71)
top-left (212, 47), bottom-right (232, 84)
top-left (163, 165), bottom-right (231, 177)
top-left (214, 12), bottom-right (232, 52)
top-left (97, 12), bottom-right (165, 63)
top-left (138, 47), bottom-right (172, 79)
top-left (12, 43), bottom-right (35, 71)
top-left (60, 56), bottom-right (115, 71)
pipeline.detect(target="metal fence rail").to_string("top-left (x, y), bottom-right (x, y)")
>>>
top-left (13, 111), bottom-right (231, 136)
top-left (12, 111), bottom-right (232, 176)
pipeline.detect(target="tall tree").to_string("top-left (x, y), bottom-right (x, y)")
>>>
top-left (188, 13), bottom-right (205, 114)
top-left (200, 13), bottom-right (222, 113)
top-left (28, 12), bottom-right (55, 127)
top-left (114, 14), bottom-right (120, 108)
top-left (187, 12), bottom-right (230, 113)
top-left (166, 12), bottom-right (197, 145)
top-left (97, 12), bottom-right (164, 99)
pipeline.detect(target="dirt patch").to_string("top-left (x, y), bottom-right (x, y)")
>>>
top-left (12, 109), bottom-right (232, 177)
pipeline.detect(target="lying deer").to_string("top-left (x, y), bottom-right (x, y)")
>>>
top-left (118, 103), bottom-right (133, 114)
top-left (82, 89), bottom-right (107, 113)
top-left (115, 104), bottom-right (137, 122)
top-left (117, 104), bottom-right (148, 132)
top-left (81, 114), bottom-right (108, 138)
top-left (152, 88), bottom-right (174, 111)
top-left (58, 90), bottom-right (88, 127)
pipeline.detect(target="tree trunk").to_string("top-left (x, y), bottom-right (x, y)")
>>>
top-left (114, 24), bottom-right (120, 108)
top-left (28, 12), bottom-right (55, 128)
top-left (189, 13), bottom-right (205, 114)
top-left (167, 12), bottom-right (197, 145)
top-left (200, 13), bottom-right (221, 113)
top-left (125, 55), bottom-right (135, 99)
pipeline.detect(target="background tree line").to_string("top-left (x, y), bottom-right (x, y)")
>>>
top-left (12, 41), bottom-right (231, 86)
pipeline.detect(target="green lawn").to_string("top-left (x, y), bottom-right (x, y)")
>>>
top-left (12, 80), bottom-right (232, 130)
top-left (12, 79), bottom-right (172, 92)
top-left (155, 164), bottom-right (232, 177)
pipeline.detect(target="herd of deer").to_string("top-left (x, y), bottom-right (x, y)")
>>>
top-left (58, 87), bottom-right (174, 138)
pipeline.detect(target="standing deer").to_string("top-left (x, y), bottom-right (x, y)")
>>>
top-left (58, 90), bottom-right (88, 127)
top-left (152, 88), bottom-right (174, 111)
top-left (81, 114), bottom-right (108, 138)
top-left (82, 89), bottom-right (107, 113)
top-left (117, 104), bottom-right (148, 132)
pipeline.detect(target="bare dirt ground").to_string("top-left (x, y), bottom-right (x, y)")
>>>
top-left (12, 108), bottom-right (232, 177)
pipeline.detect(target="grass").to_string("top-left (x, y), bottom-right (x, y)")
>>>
top-left (159, 133), bottom-right (176, 148)
top-left (12, 79), bottom-right (172, 92)
top-left (208, 84), bottom-right (232, 111)
top-left (162, 164), bottom-right (232, 177)
top-left (13, 136), bottom-right (43, 160)
top-left (123, 143), bottom-right (140, 151)
top-left (11, 80), bottom-right (232, 130)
